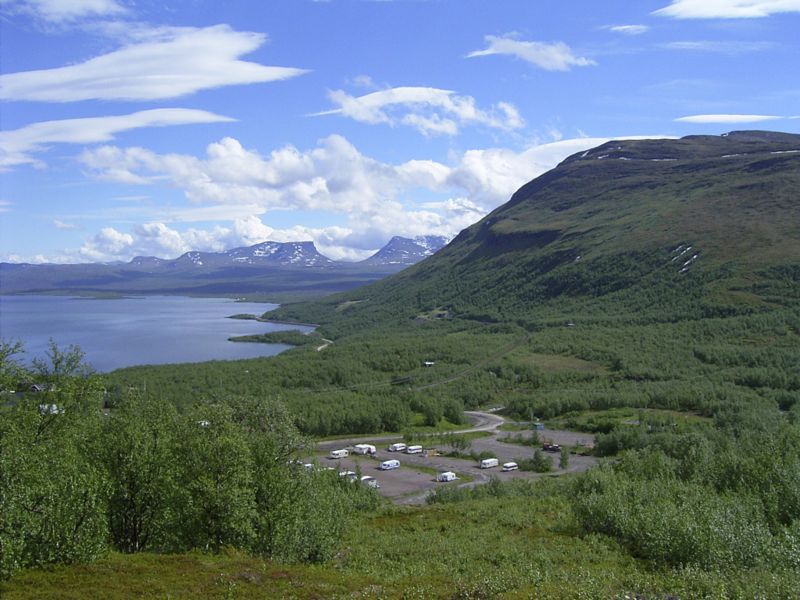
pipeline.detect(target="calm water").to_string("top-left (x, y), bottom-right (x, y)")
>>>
top-left (0, 295), bottom-right (312, 372)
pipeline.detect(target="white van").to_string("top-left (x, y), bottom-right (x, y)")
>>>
top-left (479, 458), bottom-right (499, 469)
top-left (353, 443), bottom-right (376, 455)
top-left (502, 462), bottom-right (519, 472)
top-left (379, 459), bottom-right (400, 470)
top-left (405, 445), bottom-right (423, 454)
top-left (437, 471), bottom-right (457, 482)
top-left (388, 443), bottom-right (407, 452)
top-left (329, 449), bottom-right (349, 459)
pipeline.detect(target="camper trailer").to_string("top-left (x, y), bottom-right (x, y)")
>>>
top-left (329, 449), bottom-right (349, 459)
top-left (379, 459), bottom-right (400, 470)
top-left (405, 445), bottom-right (423, 454)
top-left (437, 471), bottom-right (457, 482)
top-left (479, 458), bottom-right (499, 469)
top-left (353, 443), bottom-right (377, 455)
top-left (502, 462), bottom-right (519, 472)
top-left (388, 442), bottom-right (407, 452)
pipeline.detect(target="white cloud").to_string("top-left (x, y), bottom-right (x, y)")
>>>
top-left (78, 226), bottom-right (134, 261)
top-left (467, 35), bottom-right (596, 71)
top-left (654, 0), bottom-right (800, 19)
top-left (662, 40), bottom-right (774, 53)
top-left (313, 86), bottom-right (524, 136)
top-left (607, 25), bottom-right (650, 35)
top-left (0, 108), bottom-right (235, 170)
top-left (0, 24), bottom-right (308, 102)
top-left (675, 113), bottom-right (784, 123)
top-left (74, 133), bottom-right (666, 262)
top-left (53, 218), bottom-right (77, 229)
top-left (0, 200), bottom-right (13, 213)
top-left (2, 0), bottom-right (126, 22)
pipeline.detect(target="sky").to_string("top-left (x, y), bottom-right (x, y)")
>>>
top-left (1, 0), bottom-right (799, 264)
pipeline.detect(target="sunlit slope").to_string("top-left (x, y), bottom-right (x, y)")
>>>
top-left (273, 131), bottom-right (800, 333)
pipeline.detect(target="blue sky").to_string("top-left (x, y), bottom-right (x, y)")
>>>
top-left (1, 0), bottom-right (799, 263)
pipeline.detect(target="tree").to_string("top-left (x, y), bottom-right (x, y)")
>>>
top-left (0, 343), bottom-right (108, 580)
top-left (102, 393), bottom-right (179, 553)
top-left (170, 403), bottom-right (257, 552)
top-left (560, 446), bottom-right (570, 470)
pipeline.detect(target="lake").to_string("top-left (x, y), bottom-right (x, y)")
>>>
top-left (0, 295), bottom-right (312, 372)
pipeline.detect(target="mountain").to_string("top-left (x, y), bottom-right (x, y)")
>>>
top-left (0, 238), bottom-right (442, 297)
top-left (271, 131), bottom-right (800, 334)
top-left (361, 235), bottom-right (449, 266)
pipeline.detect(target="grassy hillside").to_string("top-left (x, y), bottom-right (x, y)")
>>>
top-left (271, 131), bottom-right (800, 335)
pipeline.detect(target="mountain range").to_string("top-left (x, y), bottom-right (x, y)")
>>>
top-left (0, 236), bottom-right (449, 297)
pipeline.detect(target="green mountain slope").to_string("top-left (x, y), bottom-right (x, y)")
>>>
top-left (273, 131), bottom-right (800, 334)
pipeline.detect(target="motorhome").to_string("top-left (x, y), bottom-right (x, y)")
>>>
top-left (479, 458), bottom-right (499, 469)
top-left (329, 449), bottom-right (349, 459)
top-left (360, 476), bottom-right (380, 489)
top-left (353, 443), bottom-right (377, 455)
top-left (502, 462), bottom-right (519, 472)
top-left (405, 445), bottom-right (423, 454)
top-left (379, 459), bottom-right (400, 470)
top-left (388, 442), bottom-right (407, 452)
top-left (338, 470), bottom-right (357, 481)
top-left (437, 471), bottom-right (457, 482)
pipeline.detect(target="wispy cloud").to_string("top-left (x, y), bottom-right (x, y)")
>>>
top-left (675, 113), bottom-right (787, 123)
top-left (0, 200), bottom-right (13, 213)
top-left (467, 35), bottom-right (596, 71)
top-left (2, 0), bottom-right (127, 22)
top-left (0, 25), bottom-right (308, 102)
top-left (662, 40), bottom-right (774, 53)
top-left (0, 108), bottom-right (235, 170)
top-left (53, 218), bottom-right (78, 230)
top-left (312, 86), bottom-right (524, 136)
top-left (606, 24), bottom-right (650, 35)
top-left (654, 0), bottom-right (800, 19)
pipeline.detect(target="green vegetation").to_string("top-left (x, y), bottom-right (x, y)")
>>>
top-left (3, 133), bottom-right (800, 596)
top-left (0, 342), bottom-right (377, 582)
top-left (228, 330), bottom-right (318, 345)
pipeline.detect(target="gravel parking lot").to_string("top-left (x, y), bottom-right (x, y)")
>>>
top-left (314, 413), bottom-right (599, 504)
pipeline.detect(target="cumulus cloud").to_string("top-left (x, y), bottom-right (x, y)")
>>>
top-left (0, 24), bottom-right (308, 102)
top-left (78, 226), bottom-right (134, 261)
top-left (0, 108), bottom-right (235, 170)
top-left (607, 24), bottom-right (650, 35)
top-left (467, 35), bottom-right (596, 71)
top-left (73, 133), bottom-right (666, 262)
top-left (312, 86), bottom-right (524, 136)
top-left (675, 113), bottom-right (786, 123)
top-left (2, 0), bottom-right (127, 22)
top-left (654, 0), bottom-right (800, 19)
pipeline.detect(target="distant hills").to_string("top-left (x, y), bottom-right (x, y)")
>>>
top-left (271, 131), bottom-right (800, 333)
top-left (0, 236), bottom-right (448, 298)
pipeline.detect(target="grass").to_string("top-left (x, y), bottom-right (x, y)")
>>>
top-left (6, 489), bottom-right (797, 599)
top-left (546, 407), bottom-right (712, 434)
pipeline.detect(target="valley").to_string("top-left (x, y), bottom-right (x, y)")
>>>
top-left (2, 132), bottom-right (799, 599)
